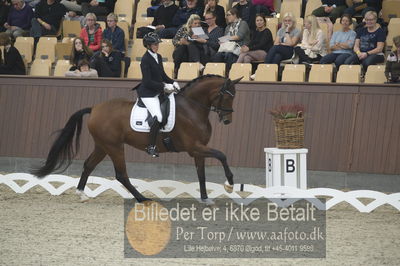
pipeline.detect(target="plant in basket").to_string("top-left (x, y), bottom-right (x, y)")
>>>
top-left (270, 104), bottom-right (305, 149)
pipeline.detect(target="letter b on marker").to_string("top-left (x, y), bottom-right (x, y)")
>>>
top-left (286, 159), bottom-right (295, 173)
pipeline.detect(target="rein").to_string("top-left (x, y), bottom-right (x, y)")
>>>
top-left (178, 79), bottom-right (235, 116)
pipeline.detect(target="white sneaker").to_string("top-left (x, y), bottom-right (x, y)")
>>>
top-left (250, 74), bottom-right (256, 80)
top-left (199, 63), bottom-right (205, 71)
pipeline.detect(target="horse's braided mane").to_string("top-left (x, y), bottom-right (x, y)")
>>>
top-left (179, 74), bottom-right (225, 93)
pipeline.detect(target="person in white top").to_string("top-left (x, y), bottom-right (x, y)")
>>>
top-left (294, 15), bottom-right (327, 64)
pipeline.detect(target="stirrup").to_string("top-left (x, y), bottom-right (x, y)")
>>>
top-left (146, 145), bottom-right (159, 157)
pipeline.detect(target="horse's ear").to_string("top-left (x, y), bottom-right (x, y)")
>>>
top-left (231, 77), bottom-right (243, 84)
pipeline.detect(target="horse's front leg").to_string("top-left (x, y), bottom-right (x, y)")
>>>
top-left (192, 145), bottom-right (234, 194)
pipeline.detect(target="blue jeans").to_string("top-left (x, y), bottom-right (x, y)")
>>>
top-left (320, 53), bottom-right (352, 69)
top-left (344, 53), bottom-right (385, 71)
top-left (264, 45), bottom-right (294, 64)
top-left (343, 6), bottom-right (377, 17)
top-left (212, 52), bottom-right (239, 72)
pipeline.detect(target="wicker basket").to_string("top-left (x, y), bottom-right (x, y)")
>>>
top-left (274, 117), bottom-right (304, 149)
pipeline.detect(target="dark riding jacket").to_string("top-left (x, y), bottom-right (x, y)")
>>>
top-left (137, 51), bottom-right (174, 98)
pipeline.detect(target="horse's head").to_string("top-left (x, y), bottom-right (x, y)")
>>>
top-left (212, 77), bottom-right (242, 125)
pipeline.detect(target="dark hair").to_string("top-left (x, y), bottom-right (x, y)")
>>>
top-left (340, 14), bottom-right (352, 24)
top-left (0, 32), bottom-right (11, 46)
top-left (70, 37), bottom-right (93, 65)
top-left (77, 59), bottom-right (90, 69)
top-left (227, 7), bottom-right (239, 18)
top-left (101, 39), bottom-right (113, 49)
top-left (255, 13), bottom-right (266, 25)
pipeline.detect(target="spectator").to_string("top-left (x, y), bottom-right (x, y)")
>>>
top-left (30, 0), bottom-right (66, 44)
top-left (153, 0), bottom-right (179, 34)
top-left (294, 15), bottom-right (327, 64)
top-left (65, 58), bottom-right (98, 77)
top-left (70, 36), bottom-right (93, 70)
top-left (172, 14), bottom-right (203, 74)
top-left (203, 0), bottom-right (226, 28)
top-left (264, 12), bottom-right (300, 64)
top-left (212, 8), bottom-right (250, 71)
top-left (0, 0), bottom-right (11, 32)
top-left (4, 0), bottom-right (33, 38)
top-left (147, 0), bottom-right (161, 17)
top-left (385, 36), bottom-right (400, 83)
top-left (102, 13), bottom-right (125, 54)
top-left (0, 32), bottom-right (25, 74)
top-left (90, 39), bottom-right (121, 77)
top-left (80, 13), bottom-right (102, 52)
top-left (344, 11), bottom-right (385, 72)
top-left (320, 14), bottom-right (356, 68)
top-left (237, 14), bottom-right (273, 63)
top-left (159, 0), bottom-right (201, 38)
top-left (312, 0), bottom-right (347, 23)
top-left (343, 0), bottom-right (382, 18)
top-left (81, 0), bottom-right (115, 18)
top-left (232, 0), bottom-right (250, 24)
top-left (202, 10), bottom-right (224, 62)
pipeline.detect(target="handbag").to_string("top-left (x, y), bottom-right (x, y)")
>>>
top-left (218, 41), bottom-right (241, 56)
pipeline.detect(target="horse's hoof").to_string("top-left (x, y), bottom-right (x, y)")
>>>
top-left (224, 181), bottom-right (234, 193)
top-left (201, 198), bottom-right (215, 206)
top-left (76, 189), bottom-right (89, 203)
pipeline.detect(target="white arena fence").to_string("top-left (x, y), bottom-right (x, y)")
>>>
top-left (1, 173), bottom-right (399, 213)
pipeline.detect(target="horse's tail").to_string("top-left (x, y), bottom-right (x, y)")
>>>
top-left (31, 108), bottom-right (92, 178)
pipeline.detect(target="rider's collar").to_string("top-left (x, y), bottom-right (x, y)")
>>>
top-left (147, 49), bottom-right (158, 64)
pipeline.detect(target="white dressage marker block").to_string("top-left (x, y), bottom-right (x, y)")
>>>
top-left (265, 148), bottom-right (308, 189)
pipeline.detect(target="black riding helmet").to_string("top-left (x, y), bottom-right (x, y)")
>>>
top-left (143, 32), bottom-right (162, 48)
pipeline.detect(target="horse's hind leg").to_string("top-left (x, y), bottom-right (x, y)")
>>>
top-left (106, 145), bottom-right (151, 203)
top-left (76, 145), bottom-right (106, 201)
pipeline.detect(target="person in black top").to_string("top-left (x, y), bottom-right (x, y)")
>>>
top-left (30, 0), bottom-right (66, 45)
top-left (137, 32), bottom-right (180, 157)
top-left (0, 0), bottom-right (11, 32)
top-left (233, 0), bottom-right (250, 23)
top-left (81, 0), bottom-right (115, 18)
top-left (70, 36), bottom-right (93, 71)
top-left (152, 0), bottom-right (179, 32)
top-left (203, 0), bottom-right (226, 28)
top-left (237, 14), bottom-right (273, 63)
top-left (0, 32), bottom-right (25, 75)
top-left (90, 39), bottom-right (122, 77)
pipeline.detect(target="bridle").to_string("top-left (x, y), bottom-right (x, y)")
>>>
top-left (210, 79), bottom-right (235, 120)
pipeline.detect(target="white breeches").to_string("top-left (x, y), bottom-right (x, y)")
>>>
top-left (141, 95), bottom-right (162, 123)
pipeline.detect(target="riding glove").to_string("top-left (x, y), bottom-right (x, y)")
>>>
top-left (163, 83), bottom-right (175, 93)
top-left (173, 81), bottom-right (181, 91)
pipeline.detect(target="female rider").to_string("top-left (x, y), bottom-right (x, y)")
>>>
top-left (137, 32), bottom-right (180, 157)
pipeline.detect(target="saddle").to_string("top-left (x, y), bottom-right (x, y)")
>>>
top-left (130, 93), bottom-right (176, 133)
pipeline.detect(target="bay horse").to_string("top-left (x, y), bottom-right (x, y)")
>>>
top-left (32, 74), bottom-right (242, 204)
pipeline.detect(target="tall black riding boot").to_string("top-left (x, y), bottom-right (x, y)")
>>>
top-left (146, 119), bottom-right (160, 157)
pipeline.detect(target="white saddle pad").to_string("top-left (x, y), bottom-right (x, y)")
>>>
top-left (130, 93), bottom-right (176, 132)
